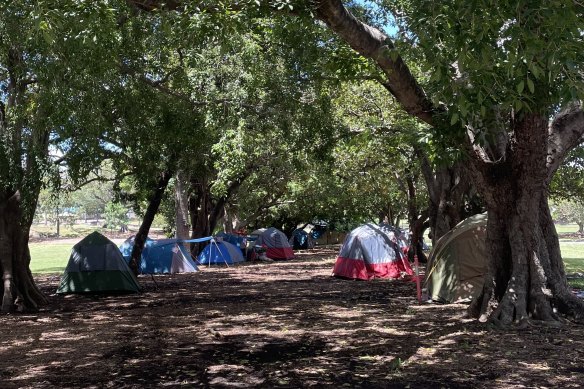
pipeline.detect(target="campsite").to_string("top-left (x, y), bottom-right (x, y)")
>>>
top-left (1, 1), bottom-right (584, 388)
top-left (0, 221), bottom-right (580, 388)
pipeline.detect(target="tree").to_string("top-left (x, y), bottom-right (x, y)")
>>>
top-left (313, 0), bottom-right (584, 325)
top-left (0, 1), bottom-right (127, 311)
top-left (70, 179), bottom-right (114, 223)
top-left (553, 201), bottom-right (584, 234)
top-left (125, 0), bottom-right (584, 326)
top-left (104, 202), bottom-right (130, 232)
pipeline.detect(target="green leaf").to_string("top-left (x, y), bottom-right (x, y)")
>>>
top-left (527, 77), bottom-right (535, 94)
top-left (450, 113), bottom-right (459, 125)
top-left (516, 81), bottom-right (525, 94)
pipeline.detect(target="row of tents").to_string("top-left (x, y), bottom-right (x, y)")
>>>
top-left (331, 214), bottom-right (488, 303)
top-left (57, 227), bottom-right (295, 294)
top-left (57, 215), bottom-right (488, 304)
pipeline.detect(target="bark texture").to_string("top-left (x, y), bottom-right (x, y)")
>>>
top-left (175, 170), bottom-right (191, 251)
top-left (188, 177), bottom-right (211, 256)
top-left (0, 191), bottom-right (46, 312)
top-left (417, 148), bottom-right (472, 244)
top-left (188, 168), bottom-right (253, 255)
top-left (0, 45), bottom-right (50, 312)
top-left (129, 169), bottom-right (174, 275)
top-left (468, 113), bottom-right (584, 326)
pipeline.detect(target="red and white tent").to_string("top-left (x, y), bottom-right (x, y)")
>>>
top-left (332, 223), bottom-right (413, 280)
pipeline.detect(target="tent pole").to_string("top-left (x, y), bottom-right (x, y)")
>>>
top-left (214, 239), bottom-right (230, 267)
top-left (150, 274), bottom-right (159, 290)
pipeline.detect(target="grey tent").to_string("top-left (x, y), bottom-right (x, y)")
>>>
top-left (57, 231), bottom-right (141, 294)
top-left (424, 214), bottom-right (487, 303)
top-left (250, 227), bottom-right (294, 260)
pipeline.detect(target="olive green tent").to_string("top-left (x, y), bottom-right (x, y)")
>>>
top-left (424, 214), bottom-right (487, 303)
top-left (57, 231), bottom-right (141, 294)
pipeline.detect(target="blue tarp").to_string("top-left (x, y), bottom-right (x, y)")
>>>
top-left (216, 232), bottom-right (247, 254)
top-left (181, 237), bottom-right (213, 243)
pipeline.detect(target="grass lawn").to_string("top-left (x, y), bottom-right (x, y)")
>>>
top-left (561, 242), bottom-right (584, 289)
top-left (29, 243), bottom-right (73, 274)
top-left (562, 243), bottom-right (584, 272)
top-left (556, 223), bottom-right (582, 235)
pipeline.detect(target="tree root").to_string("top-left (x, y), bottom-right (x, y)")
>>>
top-left (487, 316), bottom-right (565, 331)
top-left (553, 292), bottom-right (584, 324)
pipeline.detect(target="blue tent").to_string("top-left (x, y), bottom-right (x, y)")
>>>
top-left (119, 236), bottom-right (199, 274)
top-left (289, 229), bottom-right (315, 250)
top-left (198, 240), bottom-right (245, 265)
top-left (216, 232), bottom-right (247, 254)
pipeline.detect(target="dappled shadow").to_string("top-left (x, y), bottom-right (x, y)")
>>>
top-left (1, 249), bottom-right (583, 388)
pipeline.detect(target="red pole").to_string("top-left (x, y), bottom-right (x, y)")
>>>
top-left (414, 254), bottom-right (421, 303)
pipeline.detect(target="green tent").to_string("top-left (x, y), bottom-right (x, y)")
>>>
top-left (57, 231), bottom-right (141, 294)
top-left (424, 214), bottom-right (487, 303)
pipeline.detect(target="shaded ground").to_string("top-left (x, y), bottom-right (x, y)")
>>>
top-left (1, 248), bottom-right (584, 388)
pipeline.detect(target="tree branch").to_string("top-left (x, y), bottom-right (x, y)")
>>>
top-left (547, 102), bottom-right (584, 178)
top-left (413, 144), bottom-right (437, 200)
top-left (120, 63), bottom-right (262, 112)
top-left (125, 0), bottom-right (435, 125)
top-left (315, 0), bottom-right (435, 125)
top-left (64, 171), bottom-right (134, 191)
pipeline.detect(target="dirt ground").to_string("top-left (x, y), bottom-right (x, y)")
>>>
top-left (1, 248), bottom-right (584, 388)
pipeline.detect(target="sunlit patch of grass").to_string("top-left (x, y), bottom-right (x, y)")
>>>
top-left (555, 223), bottom-right (581, 235)
top-left (561, 243), bottom-right (584, 290)
top-left (568, 278), bottom-right (584, 289)
top-left (29, 243), bottom-right (72, 274)
top-left (561, 244), bottom-right (584, 273)
top-left (560, 242), bottom-right (584, 289)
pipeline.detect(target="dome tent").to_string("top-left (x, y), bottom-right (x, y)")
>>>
top-left (119, 236), bottom-right (198, 274)
top-left (424, 213), bottom-right (488, 303)
top-left (250, 227), bottom-right (295, 260)
top-left (289, 228), bottom-right (315, 250)
top-left (332, 223), bottom-right (413, 280)
top-left (198, 240), bottom-right (245, 265)
top-left (57, 232), bottom-right (140, 294)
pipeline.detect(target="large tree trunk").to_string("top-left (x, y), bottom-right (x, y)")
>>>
top-left (427, 166), bottom-right (466, 242)
top-left (223, 209), bottom-right (235, 234)
top-left (417, 148), bottom-right (471, 244)
top-left (129, 170), bottom-right (173, 275)
top-left (175, 170), bottom-right (190, 251)
top-left (189, 169), bottom-right (253, 255)
top-left (189, 177), bottom-right (211, 256)
top-left (0, 191), bottom-right (46, 312)
top-left (408, 209), bottom-right (429, 264)
top-left (468, 113), bottom-right (584, 326)
top-left (399, 173), bottom-right (428, 263)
